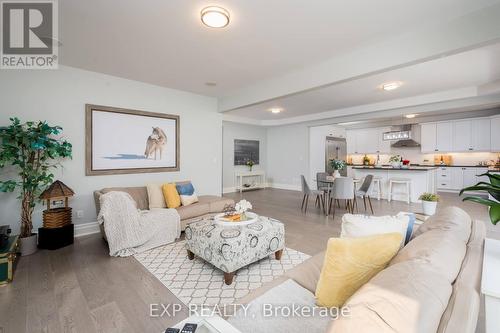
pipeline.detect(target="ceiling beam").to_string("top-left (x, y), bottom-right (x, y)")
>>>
top-left (219, 3), bottom-right (500, 112)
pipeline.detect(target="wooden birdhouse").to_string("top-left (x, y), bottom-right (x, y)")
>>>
top-left (39, 180), bottom-right (75, 229)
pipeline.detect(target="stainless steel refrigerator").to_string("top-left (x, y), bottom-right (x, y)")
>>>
top-left (325, 136), bottom-right (347, 176)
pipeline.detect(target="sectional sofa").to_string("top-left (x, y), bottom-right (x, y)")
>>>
top-left (228, 206), bottom-right (485, 333)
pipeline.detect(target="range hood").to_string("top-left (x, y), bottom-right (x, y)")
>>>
top-left (383, 124), bottom-right (421, 148)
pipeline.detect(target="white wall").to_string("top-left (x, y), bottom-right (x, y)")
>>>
top-left (0, 66), bottom-right (221, 233)
top-left (309, 125), bottom-right (346, 185)
top-left (266, 124), bottom-right (309, 190)
top-left (222, 121), bottom-right (267, 192)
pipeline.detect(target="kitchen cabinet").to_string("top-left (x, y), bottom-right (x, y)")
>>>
top-left (437, 167), bottom-right (489, 191)
top-left (420, 122), bottom-right (452, 153)
top-left (346, 127), bottom-right (391, 154)
top-left (420, 123), bottom-right (437, 153)
top-left (453, 119), bottom-right (491, 152)
top-left (492, 116), bottom-right (500, 152)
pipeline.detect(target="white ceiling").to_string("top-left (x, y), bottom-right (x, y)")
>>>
top-left (59, 0), bottom-right (500, 98)
top-left (225, 43), bottom-right (500, 120)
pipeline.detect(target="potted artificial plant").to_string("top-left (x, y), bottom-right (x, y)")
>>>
top-left (419, 192), bottom-right (440, 216)
top-left (329, 159), bottom-right (346, 178)
top-left (0, 118), bottom-right (72, 256)
top-left (460, 173), bottom-right (500, 225)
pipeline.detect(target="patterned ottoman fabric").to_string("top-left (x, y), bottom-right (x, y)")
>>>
top-left (185, 216), bottom-right (285, 275)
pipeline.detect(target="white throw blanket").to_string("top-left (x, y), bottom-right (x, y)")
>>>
top-left (97, 191), bottom-right (181, 257)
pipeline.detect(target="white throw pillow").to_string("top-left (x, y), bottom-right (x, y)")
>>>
top-left (341, 214), bottom-right (409, 248)
top-left (146, 183), bottom-right (166, 209)
top-left (180, 193), bottom-right (199, 206)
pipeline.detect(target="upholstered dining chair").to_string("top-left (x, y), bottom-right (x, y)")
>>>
top-left (300, 175), bottom-right (325, 213)
top-left (316, 172), bottom-right (330, 192)
top-left (355, 174), bottom-right (374, 214)
top-left (328, 177), bottom-right (354, 217)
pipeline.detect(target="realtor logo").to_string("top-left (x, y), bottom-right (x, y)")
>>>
top-left (1, 0), bottom-right (58, 69)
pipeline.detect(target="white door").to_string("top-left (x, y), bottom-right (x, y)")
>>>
top-left (492, 117), bottom-right (500, 152)
top-left (420, 123), bottom-right (436, 153)
top-left (453, 120), bottom-right (472, 152)
top-left (436, 122), bottom-right (453, 152)
top-left (471, 119), bottom-right (491, 151)
top-left (462, 167), bottom-right (478, 188)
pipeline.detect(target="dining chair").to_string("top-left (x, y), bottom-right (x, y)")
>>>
top-left (300, 175), bottom-right (324, 213)
top-left (355, 174), bottom-right (374, 214)
top-left (328, 177), bottom-right (354, 217)
top-left (316, 172), bottom-right (330, 192)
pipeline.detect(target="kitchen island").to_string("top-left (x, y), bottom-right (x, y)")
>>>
top-left (348, 165), bottom-right (438, 203)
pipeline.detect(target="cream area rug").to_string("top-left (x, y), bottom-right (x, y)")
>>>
top-left (134, 240), bottom-right (310, 306)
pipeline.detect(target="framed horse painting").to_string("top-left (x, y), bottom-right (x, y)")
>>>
top-left (85, 104), bottom-right (180, 175)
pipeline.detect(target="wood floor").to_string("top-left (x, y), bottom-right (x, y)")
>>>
top-left (0, 188), bottom-right (495, 333)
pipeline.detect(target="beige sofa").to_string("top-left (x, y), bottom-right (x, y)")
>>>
top-left (93, 183), bottom-right (234, 237)
top-left (229, 206), bottom-right (485, 333)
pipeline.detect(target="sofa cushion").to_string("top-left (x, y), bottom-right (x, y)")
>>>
top-left (390, 229), bottom-right (467, 283)
top-left (412, 206), bottom-right (471, 242)
top-left (228, 279), bottom-right (331, 333)
top-left (146, 183), bottom-right (166, 209)
top-left (176, 202), bottom-right (210, 220)
top-left (285, 251), bottom-right (325, 294)
top-left (162, 183), bottom-right (181, 208)
top-left (197, 195), bottom-right (235, 213)
top-left (315, 233), bottom-right (402, 308)
top-left (329, 261), bottom-right (453, 333)
top-left (101, 187), bottom-right (149, 210)
top-left (180, 193), bottom-right (199, 206)
top-left (341, 213), bottom-right (409, 248)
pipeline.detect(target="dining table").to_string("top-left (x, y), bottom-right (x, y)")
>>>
top-left (314, 176), bottom-right (361, 216)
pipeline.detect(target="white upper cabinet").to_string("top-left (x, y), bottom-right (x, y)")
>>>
top-left (471, 118), bottom-right (491, 151)
top-left (346, 130), bottom-right (357, 154)
top-left (453, 118), bottom-right (491, 152)
top-left (492, 116), bottom-right (500, 152)
top-left (436, 122), bottom-right (453, 152)
top-left (453, 120), bottom-right (472, 152)
top-left (420, 123), bottom-right (437, 153)
top-left (346, 127), bottom-right (389, 154)
top-left (378, 127), bottom-right (391, 153)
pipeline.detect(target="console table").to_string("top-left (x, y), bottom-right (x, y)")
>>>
top-left (234, 170), bottom-right (266, 193)
top-left (482, 238), bottom-right (500, 333)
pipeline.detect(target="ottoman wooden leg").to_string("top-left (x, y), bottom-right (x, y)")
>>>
top-left (224, 272), bottom-right (235, 285)
top-left (187, 249), bottom-right (195, 260)
top-left (275, 249), bottom-right (283, 260)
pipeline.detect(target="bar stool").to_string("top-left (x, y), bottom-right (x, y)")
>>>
top-left (370, 176), bottom-right (382, 200)
top-left (388, 177), bottom-right (411, 204)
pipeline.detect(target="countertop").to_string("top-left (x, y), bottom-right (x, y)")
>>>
top-left (351, 165), bottom-right (437, 171)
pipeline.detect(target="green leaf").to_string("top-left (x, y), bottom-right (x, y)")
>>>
top-left (462, 196), bottom-right (498, 207)
top-left (490, 205), bottom-right (500, 225)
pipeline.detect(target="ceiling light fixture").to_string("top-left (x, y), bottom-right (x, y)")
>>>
top-left (405, 114), bottom-right (417, 119)
top-left (268, 108), bottom-right (283, 114)
top-left (381, 81), bottom-right (402, 91)
top-left (201, 6), bottom-right (230, 28)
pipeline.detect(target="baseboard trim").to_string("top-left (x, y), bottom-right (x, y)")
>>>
top-left (269, 183), bottom-right (301, 191)
top-left (74, 221), bottom-right (100, 237)
top-left (223, 187), bottom-right (236, 194)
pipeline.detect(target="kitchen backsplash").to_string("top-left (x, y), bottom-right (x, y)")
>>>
top-left (348, 149), bottom-right (498, 166)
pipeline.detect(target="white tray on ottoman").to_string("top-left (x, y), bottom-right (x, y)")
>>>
top-left (184, 215), bottom-right (285, 285)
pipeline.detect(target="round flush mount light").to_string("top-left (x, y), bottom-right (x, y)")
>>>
top-left (268, 107), bottom-right (283, 114)
top-left (381, 81), bottom-right (403, 91)
top-left (201, 6), bottom-right (230, 28)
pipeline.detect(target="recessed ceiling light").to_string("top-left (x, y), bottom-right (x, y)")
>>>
top-left (381, 81), bottom-right (403, 91)
top-left (205, 82), bottom-right (217, 86)
top-left (201, 6), bottom-right (230, 28)
top-left (268, 108), bottom-right (283, 114)
top-left (405, 114), bottom-right (417, 119)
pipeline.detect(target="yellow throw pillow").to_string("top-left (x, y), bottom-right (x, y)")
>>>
top-left (162, 183), bottom-right (181, 208)
top-left (315, 233), bottom-right (402, 308)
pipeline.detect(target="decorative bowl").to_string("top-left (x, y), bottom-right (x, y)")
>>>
top-left (214, 211), bottom-right (259, 226)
